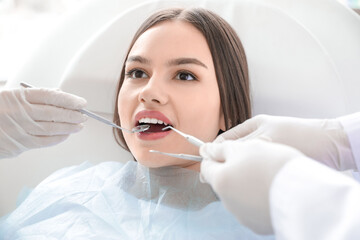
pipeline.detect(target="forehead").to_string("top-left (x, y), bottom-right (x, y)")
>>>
top-left (128, 20), bottom-right (213, 65)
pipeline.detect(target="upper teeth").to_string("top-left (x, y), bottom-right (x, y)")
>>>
top-left (138, 118), bottom-right (168, 125)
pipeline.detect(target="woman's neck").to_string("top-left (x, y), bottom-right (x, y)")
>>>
top-left (183, 162), bottom-right (201, 172)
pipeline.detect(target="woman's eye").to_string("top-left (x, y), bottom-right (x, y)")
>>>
top-left (175, 72), bottom-right (196, 81)
top-left (126, 69), bottom-right (148, 79)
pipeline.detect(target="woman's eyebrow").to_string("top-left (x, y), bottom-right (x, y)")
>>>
top-left (126, 56), bottom-right (208, 69)
top-left (126, 55), bottom-right (151, 64)
top-left (167, 58), bottom-right (208, 69)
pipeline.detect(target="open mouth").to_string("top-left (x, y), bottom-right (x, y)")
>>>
top-left (137, 118), bottom-right (173, 133)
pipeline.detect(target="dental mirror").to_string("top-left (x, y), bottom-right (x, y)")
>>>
top-left (130, 124), bottom-right (150, 133)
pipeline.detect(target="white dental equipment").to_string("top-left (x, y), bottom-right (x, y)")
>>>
top-left (149, 150), bottom-right (203, 162)
top-left (20, 82), bottom-right (150, 133)
top-left (162, 126), bottom-right (205, 147)
top-left (150, 126), bottom-right (204, 162)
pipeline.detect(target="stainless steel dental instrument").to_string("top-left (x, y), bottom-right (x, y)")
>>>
top-left (149, 150), bottom-right (203, 162)
top-left (149, 126), bottom-right (204, 161)
top-left (77, 109), bottom-right (149, 133)
top-left (20, 82), bottom-right (149, 133)
top-left (162, 126), bottom-right (204, 147)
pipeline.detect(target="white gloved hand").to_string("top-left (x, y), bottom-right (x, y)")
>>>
top-left (200, 139), bottom-right (304, 235)
top-left (215, 114), bottom-right (355, 171)
top-left (0, 88), bottom-right (87, 158)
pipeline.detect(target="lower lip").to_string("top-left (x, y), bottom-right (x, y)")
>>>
top-left (137, 131), bottom-right (171, 140)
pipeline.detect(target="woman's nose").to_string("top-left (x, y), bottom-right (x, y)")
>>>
top-left (138, 76), bottom-right (168, 105)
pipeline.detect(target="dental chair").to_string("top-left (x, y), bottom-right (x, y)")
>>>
top-left (1, 0), bottom-right (359, 216)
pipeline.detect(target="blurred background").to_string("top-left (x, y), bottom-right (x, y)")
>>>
top-left (0, 0), bottom-right (89, 87)
top-left (0, 0), bottom-right (359, 87)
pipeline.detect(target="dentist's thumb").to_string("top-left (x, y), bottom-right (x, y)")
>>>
top-left (214, 117), bottom-right (260, 143)
top-left (199, 141), bottom-right (241, 186)
top-left (199, 142), bottom-right (225, 185)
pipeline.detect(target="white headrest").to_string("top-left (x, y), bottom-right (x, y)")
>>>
top-left (60, 0), bottom-right (360, 118)
top-left (5, 0), bottom-right (148, 89)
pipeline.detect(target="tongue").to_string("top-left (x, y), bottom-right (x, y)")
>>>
top-left (145, 124), bottom-right (168, 133)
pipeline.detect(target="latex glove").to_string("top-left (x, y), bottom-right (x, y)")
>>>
top-left (0, 88), bottom-right (87, 158)
top-left (215, 114), bottom-right (355, 171)
top-left (200, 139), bottom-right (304, 235)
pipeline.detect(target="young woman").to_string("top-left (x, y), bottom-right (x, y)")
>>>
top-left (113, 7), bottom-right (250, 171)
top-left (0, 8), bottom-right (274, 240)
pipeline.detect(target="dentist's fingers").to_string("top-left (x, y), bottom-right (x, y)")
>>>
top-left (200, 142), bottom-right (231, 185)
top-left (200, 143), bottom-right (223, 183)
top-left (214, 116), bottom-right (263, 143)
top-left (200, 142), bottom-right (227, 162)
top-left (0, 88), bottom-right (86, 158)
top-left (23, 88), bottom-right (87, 110)
top-left (200, 157), bottom-right (223, 185)
top-left (25, 122), bottom-right (84, 136)
top-left (27, 104), bottom-right (87, 123)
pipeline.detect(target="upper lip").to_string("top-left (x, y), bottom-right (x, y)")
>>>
top-left (134, 110), bottom-right (172, 126)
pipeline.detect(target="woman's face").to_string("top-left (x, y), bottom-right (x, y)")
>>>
top-left (118, 20), bottom-right (225, 170)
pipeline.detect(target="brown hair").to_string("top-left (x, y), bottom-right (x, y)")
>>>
top-left (114, 7), bottom-right (250, 150)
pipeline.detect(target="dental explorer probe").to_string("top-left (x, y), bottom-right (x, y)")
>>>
top-left (149, 150), bottom-right (203, 162)
top-left (20, 82), bottom-right (150, 133)
top-left (162, 126), bottom-right (204, 147)
top-left (149, 126), bottom-right (204, 161)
